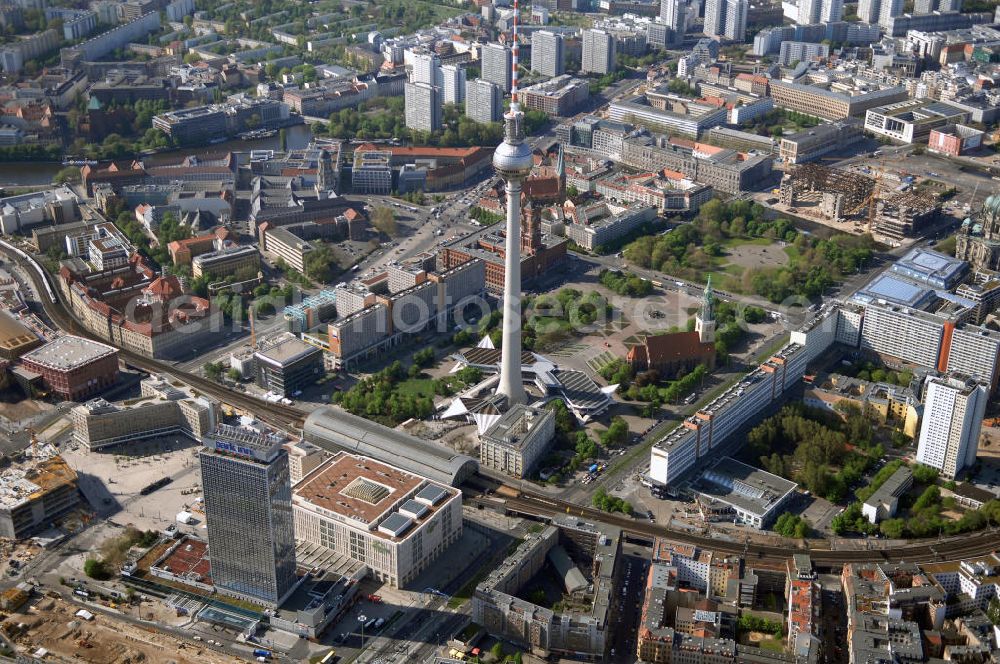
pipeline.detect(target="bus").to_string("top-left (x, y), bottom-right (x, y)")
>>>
top-left (320, 650), bottom-right (338, 664)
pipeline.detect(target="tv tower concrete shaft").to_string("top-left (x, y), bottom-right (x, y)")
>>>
top-left (493, 0), bottom-right (532, 406)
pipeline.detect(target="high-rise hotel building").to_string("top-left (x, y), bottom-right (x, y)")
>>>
top-left (200, 423), bottom-right (298, 607)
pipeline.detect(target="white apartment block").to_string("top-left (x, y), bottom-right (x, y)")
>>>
top-left (404, 81), bottom-right (442, 132)
top-left (723, 0), bottom-right (748, 42)
top-left (797, 0), bottom-right (821, 23)
top-left (704, 0), bottom-right (725, 36)
top-left (480, 42), bottom-right (512, 93)
top-left (441, 64), bottom-right (466, 105)
top-left (409, 50), bottom-right (440, 86)
top-left (650, 343), bottom-right (808, 486)
top-left (916, 374), bottom-right (986, 479)
top-left (531, 30), bottom-right (564, 78)
top-left (859, 304), bottom-right (944, 369)
top-left (582, 29), bottom-right (616, 75)
top-left (466, 78), bottom-right (503, 124)
top-left (821, 0), bottom-right (844, 22)
top-left (660, 0), bottom-right (687, 32)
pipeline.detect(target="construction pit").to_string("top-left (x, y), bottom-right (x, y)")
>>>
top-left (3, 596), bottom-right (246, 664)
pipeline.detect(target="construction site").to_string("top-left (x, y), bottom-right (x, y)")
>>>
top-left (2, 595), bottom-right (245, 664)
top-left (777, 163), bottom-right (940, 243)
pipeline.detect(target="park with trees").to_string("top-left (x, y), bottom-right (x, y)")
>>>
top-left (623, 199), bottom-right (874, 303)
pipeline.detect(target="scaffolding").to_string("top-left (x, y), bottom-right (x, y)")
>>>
top-left (779, 164), bottom-right (876, 224)
top-left (282, 289), bottom-right (338, 333)
top-left (873, 191), bottom-right (940, 241)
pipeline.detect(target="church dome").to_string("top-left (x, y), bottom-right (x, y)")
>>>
top-left (985, 194), bottom-right (1000, 216)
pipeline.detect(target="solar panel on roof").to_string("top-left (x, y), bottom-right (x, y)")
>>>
top-left (415, 484), bottom-right (448, 505)
top-left (378, 513), bottom-right (413, 537)
top-left (399, 499), bottom-right (429, 519)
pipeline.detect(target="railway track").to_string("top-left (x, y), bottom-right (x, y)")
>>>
top-left (471, 476), bottom-right (1000, 565)
top-left (6, 243), bottom-right (1000, 565)
top-left (0, 242), bottom-right (304, 429)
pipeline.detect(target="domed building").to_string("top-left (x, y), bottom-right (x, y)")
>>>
top-left (955, 194), bottom-right (1000, 271)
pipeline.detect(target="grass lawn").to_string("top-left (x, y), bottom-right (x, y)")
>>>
top-left (758, 637), bottom-right (786, 653)
top-left (395, 377), bottom-right (437, 398)
top-left (426, 1), bottom-right (464, 19)
top-left (721, 236), bottom-right (773, 249)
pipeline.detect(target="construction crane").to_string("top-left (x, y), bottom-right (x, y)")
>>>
top-left (842, 160), bottom-right (885, 234)
top-left (249, 307), bottom-right (257, 349)
top-left (23, 426), bottom-right (38, 464)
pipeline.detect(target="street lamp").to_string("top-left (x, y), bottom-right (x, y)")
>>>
top-left (358, 614), bottom-right (367, 649)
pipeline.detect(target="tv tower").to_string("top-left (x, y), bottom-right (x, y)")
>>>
top-left (493, 0), bottom-right (532, 407)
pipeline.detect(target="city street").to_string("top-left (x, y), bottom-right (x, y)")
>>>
top-left (611, 542), bottom-right (652, 663)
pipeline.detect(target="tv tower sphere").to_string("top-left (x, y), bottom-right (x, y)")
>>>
top-left (493, 113), bottom-right (534, 181)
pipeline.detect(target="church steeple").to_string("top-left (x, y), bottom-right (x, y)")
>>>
top-left (702, 275), bottom-right (714, 322)
top-left (555, 143), bottom-right (565, 198)
top-left (695, 275), bottom-right (716, 344)
top-left (317, 148), bottom-right (335, 194)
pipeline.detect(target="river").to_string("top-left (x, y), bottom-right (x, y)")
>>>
top-left (0, 123), bottom-right (315, 188)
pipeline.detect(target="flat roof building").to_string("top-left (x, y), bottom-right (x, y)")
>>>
top-left (191, 245), bottom-right (260, 279)
top-left (917, 373), bottom-right (987, 479)
top-left (0, 455), bottom-right (79, 540)
top-left (928, 123), bottom-right (984, 157)
top-left (851, 273), bottom-right (937, 310)
top-left (473, 517), bottom-right (620, 659)
top-left (863, 99), bottom-right (969, 144)
top-left (610, 93), bottom-right (728, 138)
top-left (352, 149), bottom-right (392, 195)
top-left (778, 119), bottom-right (863, 164)
top-left (691, 457), bottom-right (798, 528)
top-left (293, 452), bottom-right (462, 587)
top-left (71, 374), bottom-right (219, 450)
top-left (650, 343), bottom-right (809, 486)
top-left (889, 247), bottom-right (967, 290)
top-left (479, 404), bottom-right (555, 479)
top-left (260, 225), bottom-right (315, 274)
top-left (20, 335), bottom-right (119, 401)
top-left (519, 75), bottom-right (590, 117)
top-left (254, 333), bottom-right (324, 397)
top-left (0, 312), bottom-right (40, 361)
top-left (861, 465), bottom-right (913, 523)
top-left (769, 80), bottom-right (908, 121)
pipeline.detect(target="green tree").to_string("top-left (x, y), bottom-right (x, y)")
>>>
top-left (988, 598), bottom-right (1000, 625)
top-left (592, 487), bottom-right (633, 514)
top-left (84, 558), bottom-right (110, 580)
top-left (53, 166), bottom-right (81, 184)
top-left (371, 206), bottom-right (398, 236)
top-left (203, 362), bottom-right (224, 380)
top-left (303, 244), bottom-right (337, 283)
top-left (911, 464), bottom-right (939, 485)
top-left (600, 416), bottom-right (629, 448)
top-left (773, 512), bottom-right (809, 538)
top-left (880, 518), bottom-right (906, 539)
top-left (413, 347), bottom-right (435, 367)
